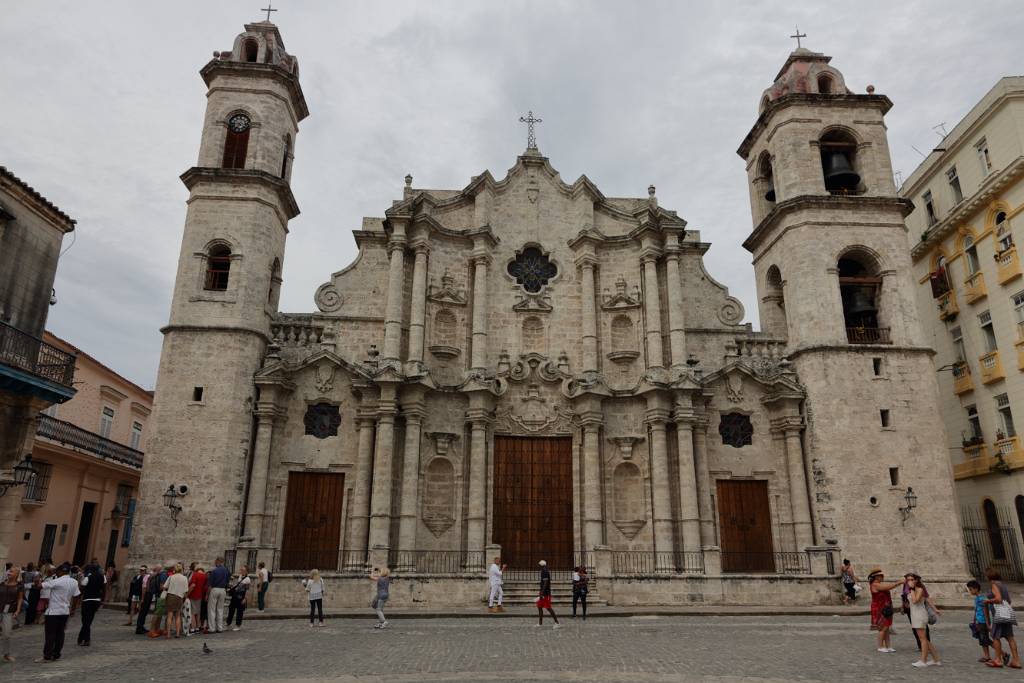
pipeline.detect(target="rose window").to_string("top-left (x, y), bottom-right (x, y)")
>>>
top-left (507, 246), bottom-right (557, 293)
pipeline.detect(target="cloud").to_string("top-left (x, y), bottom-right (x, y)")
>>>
top-left (2, 0), bottom-right (1021, 387)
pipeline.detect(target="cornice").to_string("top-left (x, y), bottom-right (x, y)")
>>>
top-left (200, 59), bottom-right (309, 121)
top-left (180, 167), bottom-right (300, 220)
top-left (0, 166), bottom-right (76, 232)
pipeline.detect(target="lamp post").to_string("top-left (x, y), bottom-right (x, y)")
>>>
top-left (0, 454), bottom-right (38, 497)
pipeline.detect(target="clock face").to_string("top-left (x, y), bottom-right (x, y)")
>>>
top-left (228, 114), bottom-right (251, 133)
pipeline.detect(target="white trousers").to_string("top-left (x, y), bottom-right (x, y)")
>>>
top-left (488, 583), bottom-right (503, 607)
top-left (207, 587), bottom-right (227, 632)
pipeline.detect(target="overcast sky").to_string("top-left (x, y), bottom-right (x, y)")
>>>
top-left (3, 1), bottom-right (1022, 388)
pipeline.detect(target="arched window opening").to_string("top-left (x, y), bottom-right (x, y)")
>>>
top-left (222, 113), bottom-right (251, 169)
top-left (929, 255), bottom-right (952, 298)
top-left (759, 153), bottom-right (776, 203)
top-left (817, 73), bottom-right (833, 94)
top-left (820, 130), bottom-right (861, 195)
top-left (268, 258), bottom-right (281, 305)
top-left (964, 235), bottom-right (981, 275)
top-left (521, 316), bottom-right (544, 353)
top-left (205, 244), bottom-right (232, 291)
top-left (996, 212), bottom-right (1014, 253)
top-left (243, 39), bottom-right (258, 63)
top-left (280, 135), bottom-right (291, 179)
top-left (838, 253), bottom-right (885, 343)
top-left (983, 499), bottom-right (1007, 560)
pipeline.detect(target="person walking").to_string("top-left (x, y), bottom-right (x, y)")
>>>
top-left (225, 565), bottom-right (251, 632)
top-left (572, 566), bottom-right (589, 619)
top-left (187, 564), bottom-right (207, 635)
top-left (487, 556), bottom-right (505, 613)
top-left (206, 557), bottom-right (230, 634)
top-left (37, 563), bottom-right (79, 663)
top-left (967, 580), bottom-right (994, 664)
top-left (535, 560), bottom-right (560, 628)
top-left (0, 568), bottom-right (23, 663)
top-left (867, 567), bottom-right (901, 653)
top-left (905, 573), bottom-right (941, 668)
top-left (257, 561), bottom-right (270, 612)
top-left (125, 565), bottom-right (146, 626)
top-left (983, 568), bottom-right (1021, 669)
top-left (76, 563), bottom-right (106, 646)
top-left (303, 569), bottom-right (325, 627)
top-left (840, 559), bottom-right (859, 604)
top-left (370, 567), bottom-right (390, 629)
top-left (164, 563), bottom-right (189, 639)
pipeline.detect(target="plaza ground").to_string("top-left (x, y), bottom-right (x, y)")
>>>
top-left (0, 606), bottom-right (1014, 682)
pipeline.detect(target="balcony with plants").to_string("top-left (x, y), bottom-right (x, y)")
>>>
top-left (952, 361), bottom-right (974, 395)
top-left (979, 349), bottom-right (1006, 384)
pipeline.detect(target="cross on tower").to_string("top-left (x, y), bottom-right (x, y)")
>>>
top-left (519, 111), bottom-right (542, 150)
top-left (260, 2), bottom-right (278, 22)
top-left (790, 26), bottom-right (807, 49)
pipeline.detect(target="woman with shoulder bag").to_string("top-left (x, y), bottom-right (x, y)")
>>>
top-left (225, 566), bottom-right (251, 632)
top-left (867, 567), bottom-right (902, 653)
top-left (905, 573), bottom-right (941, 668)
top-left (983, 568), bottom-right (1021, 669)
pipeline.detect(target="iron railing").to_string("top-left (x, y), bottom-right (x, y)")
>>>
top-left (846, 327), bottom-right (892, 344)
top-left (720, 551), bottom-right (811, 574)
top-left (963, 509), bottom-right (1024, 582)
top-left (0, 320), bottom-right (76, 386)
top-left (612, 550), bottom-right (705, 574)
top-left (223, 550), bottom-right (237, 573)
top-left (501, 551), bottom-right (594, 582)
top-left (36, 415), bottom-right (144, 468)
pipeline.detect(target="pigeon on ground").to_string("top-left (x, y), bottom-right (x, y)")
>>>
top-left (202, 642), bottom-right (212, 654)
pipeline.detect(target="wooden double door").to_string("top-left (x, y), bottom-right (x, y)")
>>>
top-left (492, 436), bottom-right (574, 569)
top-left (717, 480), bottom-right (776, 572)
top-left (280, 472), bottom-right (345, 571)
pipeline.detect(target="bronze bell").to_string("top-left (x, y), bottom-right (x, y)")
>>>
top-left (764, 180), bottom-right (776, 202)
top-left (847, 285), bottom-right (877, 315)
top-left (822, 151), bottom-right (860, 192)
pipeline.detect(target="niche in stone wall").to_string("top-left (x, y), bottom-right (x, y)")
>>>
top-left (521, 315), bottom-right (545, 355)
top-left (612, 461), bottom-right (646, 539)
top-left (422, 457), bottom-right (455, 536)
top-left (429, 308), bottom-right (460, 359)
top-left (608, 314), bottom-right (639, 362)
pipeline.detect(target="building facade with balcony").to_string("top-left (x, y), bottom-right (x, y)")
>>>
top-left (0, 167), bottom-right (78, 566)
top-left (8, 333), bottom-right (149, 573)
top-left (906, 77), bottom-right (1024, 580)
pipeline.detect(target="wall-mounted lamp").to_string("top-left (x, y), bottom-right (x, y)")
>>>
top-left (0, 454), bottom-right (38, 497)
top-left (898, 486), bottom-right (918, 523)
top-left (162, 484), bottom-right (189, 526)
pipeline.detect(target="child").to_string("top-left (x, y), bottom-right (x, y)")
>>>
top-left (968, 580), bottom-right (993, 663)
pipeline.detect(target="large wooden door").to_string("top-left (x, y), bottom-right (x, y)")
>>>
top-left (492, 436), bottom-right (573, 569)
top-left (717, 480), bottom-right (775, 572)
top-left (280, 472), bottom-right (345, 571)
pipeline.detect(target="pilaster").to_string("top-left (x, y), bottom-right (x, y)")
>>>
top-left (470, 248), bottom-right (492, 371)
top-left (406, 240), bottom-right (430, 371)
top-left (640, 249), bottom-right (664, 369)
top-left (381, 219), bottom-right (409, 367)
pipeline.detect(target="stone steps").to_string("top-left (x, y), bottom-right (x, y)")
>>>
top-left (493, 580), bottom-right (603, 606)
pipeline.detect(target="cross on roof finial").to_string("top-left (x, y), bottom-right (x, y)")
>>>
top-left (260, 2), bottom-right (278, 22)
top-left (790, 26), bottom-right (807, 49)
top-left (519, 110), bottom-right (542, 150)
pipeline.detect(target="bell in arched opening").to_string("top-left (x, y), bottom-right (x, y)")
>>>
top-left (764, 180), bottom-right (776, 202)
top-left (822, 150), bottom-right (860, 193)
top-left (846, 285), bottom-right (877, 316)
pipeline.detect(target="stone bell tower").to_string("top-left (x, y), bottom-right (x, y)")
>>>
top-left (131, 18), bottom-right (308, 567)
top-left (736, 47), bottom-right (968, 586)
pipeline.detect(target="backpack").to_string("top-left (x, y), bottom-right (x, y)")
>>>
top-left (266, 570), bottom-right (273, 584)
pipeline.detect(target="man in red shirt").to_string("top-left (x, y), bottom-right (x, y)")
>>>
top-left (187, 566), bottom-right (207, 636)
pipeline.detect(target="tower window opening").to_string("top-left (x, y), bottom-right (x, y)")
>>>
top-left (243, 39), bottom-right (258, 63)
top-left (280, 135), bottom-right (291, 179)
top-left (222, 113), bottom-right (251, 169)
top-left (268, 258), bottom-right (281, 305)
top-left (820, 130), bottom-right (861, 195)
top-left (205, 244), bottom-right (232, 291)
top-left (838, 254), bottom-right (885, 343)
top-left (872, 357), bottom-right (883, 376)
top-left (817, 73), bottom-right (833, 94)
top-left (923, 191), bottom-right (938, 226)
top-left (880, 409), bottom-right (891, 428)
top-left (888, 467), bottom-right (900, 486)
top-left (192, 386), bottom-right (204, 402)
top-left (759, 153), bottom-right (776, 203)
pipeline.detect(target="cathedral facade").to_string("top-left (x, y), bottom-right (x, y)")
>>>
top-left (130, 19), bottom-right (970, 606)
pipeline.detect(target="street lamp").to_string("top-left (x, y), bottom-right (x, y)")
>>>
top-left (899, 486), bottom-right (918, 523)
top-left (162, 484), bottom-right (185, 526)
top-left (0, 454), bottom-right (38, 497)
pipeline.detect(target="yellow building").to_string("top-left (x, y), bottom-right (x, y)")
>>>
top-left (9, 333), bottom-right (150, 573)
top-left (906, 77), bottom-right (1024, 580)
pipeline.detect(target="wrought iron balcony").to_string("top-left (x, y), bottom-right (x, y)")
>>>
top-left (35, 415), bottom-right (144, 469)
top-left (0, 321), bottom-right (76, 387)
top-left (846, 326), bottom-right (892, 344)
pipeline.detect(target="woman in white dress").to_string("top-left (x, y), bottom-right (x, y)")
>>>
top-left (906, 573), bottom-right (941, 668)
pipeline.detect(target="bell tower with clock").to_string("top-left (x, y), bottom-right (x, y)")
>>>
top-left (130, 18), bottom-right (309, 566)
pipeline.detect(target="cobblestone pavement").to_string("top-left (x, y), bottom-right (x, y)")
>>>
top-left (0, 608), bottom-right (1010, 682)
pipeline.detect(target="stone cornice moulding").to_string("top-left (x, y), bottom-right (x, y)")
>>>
top-left (200, 59), bottom-right (309, 121)
top-left (180, 167), bottom-right (300, 221)
top-left (99, 384), bottom-right (128, 404)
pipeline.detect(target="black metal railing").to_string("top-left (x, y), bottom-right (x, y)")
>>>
top-left (501, 551), bottom-right (594, 582)
top-left (0, 320), bottom-right (76, 386)
top-left (223, 549), bottom-right (237, 573)
top-left (611, 550), bottom-right (705, 575)
top-left (846, 327), bottom-right (892, 344)
top-left (387, 549), bottom-right (488, 574)
top-left (35, 415), bottom-right (144, 468)
top-left (720, 551), bottom-right (811, 574)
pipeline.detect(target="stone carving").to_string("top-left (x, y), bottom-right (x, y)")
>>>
top-left (601, 276), bottom-right (642, 310)
top-left (608, 436), bottom-right (644, 460)
top-left (314, 362), bottom-right (336, 394)
top-left (513, 291), bottom-right (553, 312)
top-left (507, 246), bottom-right (557, 293)
top-left (494, 402), bottom-right (576, 435)
top-left (314, 283), bottom-right (344, 312)
top-left (725, 372), bottom-right (744, 403)
top-left (427, 431), bottom-right (460, 457)
top-left (427, 269), bottom-right (466, 306)
top-left (718, 296), bottom-right (745, 325)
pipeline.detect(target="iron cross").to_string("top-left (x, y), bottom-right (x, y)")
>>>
top-left (261, 2), bottom-right (278, 22)
top-left (790, 26), bottom-right (806, 48)
top-left (519, 111), bottom-right (542, 150)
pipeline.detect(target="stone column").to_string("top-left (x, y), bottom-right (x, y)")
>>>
top-left (578, 255), bottom-right (599, 373)
top-left (470, 253), bottom-right (491, 371)
top-left (242, 409), bottom-right (278, 544)
top-left (382, 221), bottom-right (408, 365)
top-left (645, 408), bottom-right (673, 564)
top-left (693, 416), bottom-right (715, 546)
top-left (407, 241), bottom-right (430, 368)
top-left (581, 417), bottom-right (604, 548)
top-left (673, 411), bottom-right (701, 553)
top-left (641, 253), bottom-right (664, 368)
top-left (396, 405), bottom-right (425, 557)
top-left (465, 407), bottom-right (491, 568)
top-left (368, 385), bottom-right (398, 551)
top-left (781, 419), bottom-right (814, 549)
top-left (664, 245), bottom-right (687, 367)
top-left (346, 411), bottom-right (377, 568)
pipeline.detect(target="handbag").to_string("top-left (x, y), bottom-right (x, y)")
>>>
top-left (992, 600), bottom-right (1018, 625)
top-left (852, 584), bottom-right (863, 593)
top-left (926, 603), bottom-right (939, 625)
top-left (881, 605), bottom-right (894, 618)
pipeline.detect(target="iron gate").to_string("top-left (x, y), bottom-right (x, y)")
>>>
top-left (963, 511), bottom-right (1024, 582)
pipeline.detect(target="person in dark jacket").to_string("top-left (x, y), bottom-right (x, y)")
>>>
top-left (124, 566), bottom-right (146, 626)
top-left (77, 563), bottom-right (106, 646)
top-left (135, 565), bottom-right (162, 635)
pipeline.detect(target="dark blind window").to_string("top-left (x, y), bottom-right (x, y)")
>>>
top-left (719, 413), bottom-right (753, 449)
